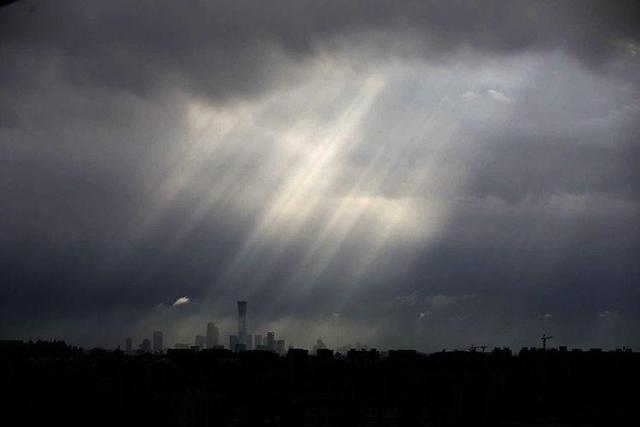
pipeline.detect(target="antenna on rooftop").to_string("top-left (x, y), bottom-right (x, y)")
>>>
top-left (332, 313), bottom-right (341, 351)
top-left (541, 334), bottom-right (553, 350)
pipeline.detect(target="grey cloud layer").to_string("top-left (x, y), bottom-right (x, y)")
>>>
top-left (2, 0), bottom-right (639, 100)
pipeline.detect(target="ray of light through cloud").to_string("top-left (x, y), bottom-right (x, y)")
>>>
top-left (1, 1), bottom-right (639, 350)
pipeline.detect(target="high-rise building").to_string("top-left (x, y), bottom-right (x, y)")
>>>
top-left (125, 337), bottom-right (132, 353)
top-left (312, 337), bottom-right (327, 354)
top-left (254, 334), bottom-right (263, 348)
top-left (206, 322), bottom-right (219, 348)
top-left (276, 339), bottom-right (285, 355)
top-left (245, 334), bottom-right (253, 350)
top-left (229, 335), bottom-right (238, 352)
top-left (237, 301), bottom-right (247, 346)
top-left (153, 331), bottom-right (163, 353)
top-left (195, 334), bottom-right (206, 348)
top-left (266, 332), bottom-right (275, 352)
top-left (140, 338), bottom-right (151, 353)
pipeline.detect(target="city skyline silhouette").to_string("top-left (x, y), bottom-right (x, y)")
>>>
top-left (1, 1), bottom-right (639, 425)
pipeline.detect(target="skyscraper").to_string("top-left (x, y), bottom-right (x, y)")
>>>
top-left (312, 337), bottom-right (327, 354)
top-left (229, 335), bottom-right (238, 352)
top-left (206, 322), bottom-right (219, 348)
top-left (238, 301), bottom-right (247, 346)
top-left (140, 338), bottom-right (151, 353)
top-left (195, 334), bottom-right (206, 348)
top-left (153, 331), bottom-right (163, 353)
top-left (245, 334), bottom-right (253, 350)
top-left (266, 331), bottom-right (275, 352)
top-left (125, 337), bottom-right (132, 353)
top-left (254, 334), bottom-right (263, 348)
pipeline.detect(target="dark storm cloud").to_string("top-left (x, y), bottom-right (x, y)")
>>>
top-left (1, 0), bottom-right (639, 101)
top-left (1, 1), bottom-right (639, 349)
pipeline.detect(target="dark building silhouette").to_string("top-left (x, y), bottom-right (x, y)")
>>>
top-left (266, 331), bottom-right (275, 352)
top-left (1, 339), bottom-right (637, 427)
top-left (206, 322), bottom-right (219, 348)
top-left (312, 337), bottom-right (327, 354)
top-left (153, 330), bottom-right (164, 353)
top-left (237, 300), bottom-right (247, 347)
top-left (139, 338), bottom-right (151, 353)
top-left (194, 334), bottom-right (206, 349)
top-left (316, 347), bottom-right (334, 361)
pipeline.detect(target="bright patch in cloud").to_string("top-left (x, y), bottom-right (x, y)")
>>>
top-left (173, 296), bottom-right (190, 306)
top-left (430, 293), bottom-right (456, 310)
top-left (487, 89), bottom-right (511, 103)
top-left (461, 90), bottom-right (480, 101)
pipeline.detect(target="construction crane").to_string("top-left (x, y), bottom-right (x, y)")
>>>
top-left (541, 334), bottom-right (553, 350)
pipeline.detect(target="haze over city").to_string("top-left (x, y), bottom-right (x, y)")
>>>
top-left (1, 0), bottom-right (639, 352)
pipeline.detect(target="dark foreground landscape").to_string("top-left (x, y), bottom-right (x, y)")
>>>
top-left (1, 340), bottom-right (637, 427)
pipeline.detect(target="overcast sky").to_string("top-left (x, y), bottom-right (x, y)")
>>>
top-left (1, 0), bottom-right (639, 351)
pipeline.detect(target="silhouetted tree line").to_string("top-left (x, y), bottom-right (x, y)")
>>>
top-left (1, 340), bottom-right (637, 426)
